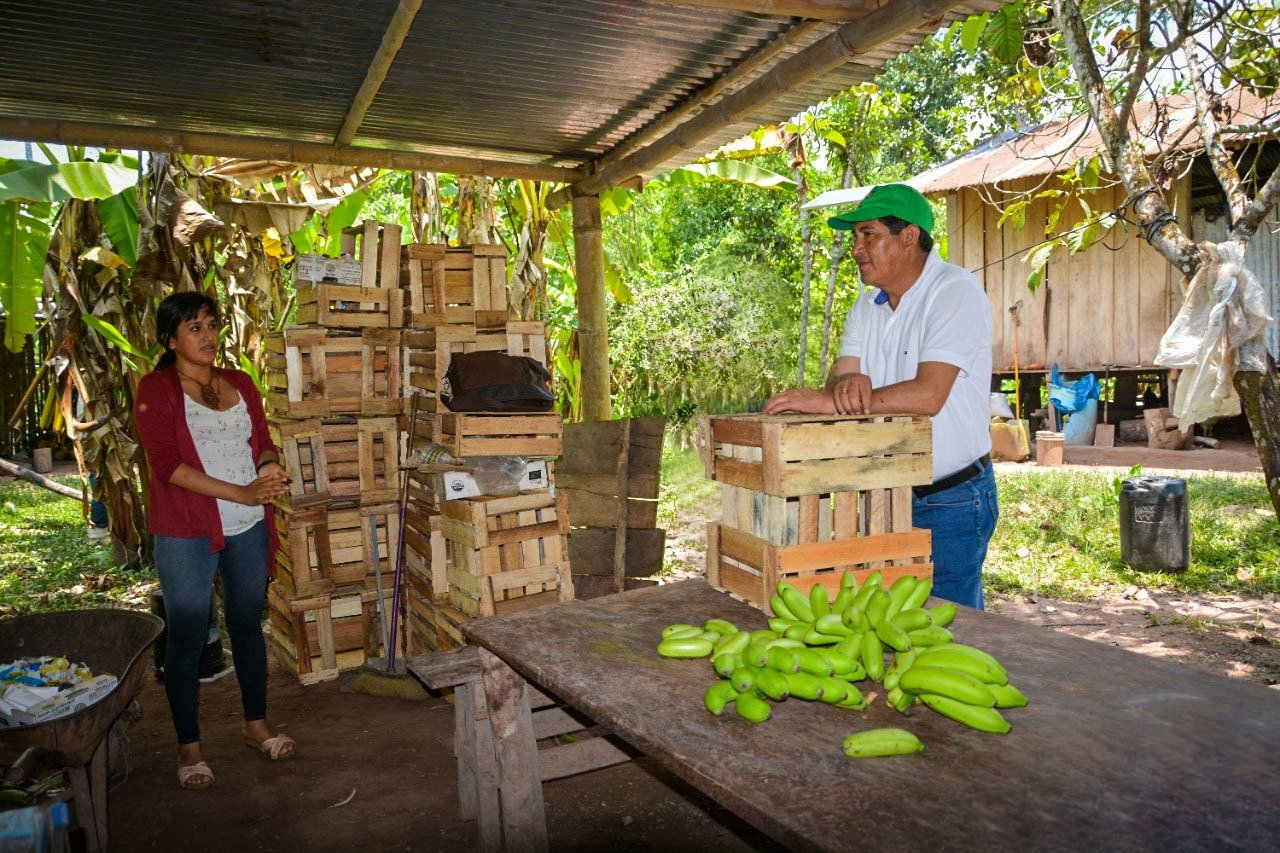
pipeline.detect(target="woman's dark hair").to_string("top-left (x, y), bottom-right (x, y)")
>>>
top-left (879, 215), bottom-right (935, 254)
top-left (154, 291), bottom-right (221, 371)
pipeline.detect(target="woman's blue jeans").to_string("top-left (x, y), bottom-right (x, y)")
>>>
top-left (154, 522), bottom-right (269, 744)
top-left (911, 458), bottom-right (999, 610)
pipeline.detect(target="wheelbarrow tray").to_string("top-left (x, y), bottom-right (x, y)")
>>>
top-left (0, 609), bottom-right (163, 767)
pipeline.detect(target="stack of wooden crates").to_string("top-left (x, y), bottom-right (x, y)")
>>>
top-left (398, 242), bottom-right (571, 654)
top-left (703, 413), bottom-right (936, 610)
top-left (263, 222), bottom-right (406, 684)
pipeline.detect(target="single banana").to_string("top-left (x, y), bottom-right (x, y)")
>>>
top-left (662, 623), bottom-right (702, 639)
top-left (917, 643), bottom-right (1007, 677)
top-left (714, 630), bottom-right (751, 657)
top-left (778, 581), bottom-right (815, 622)
top-left (704, 680), bottom-right (740, 715)
top-left (712, 651), bottom-right (741, 678)
top-left (928, 601), bottom-right (958, 627)
top-left (907, 626), bottom-right (954, 647)
top-left (734, 690), bottom-right (772, 723)
top-left (890, 608), bottom-right (932, 632)
top-left (874, 619), bottom-right (913, 653)
top-left (818, 676), bottom-right (852, 704)
top-left (865, 588), bottom-right (891, 627)
top-left (988, 682), bottom-right (1029, 708)
top-left (860, 630), bottom-right (885, 681)
top-left (814, 613), bottom-right (853, 637)
top-left (899, 665), bottom-right (997, 707)
top-left (766, 645), bottom-right (801, 674)
top-left (730, 667), bottom-right (758, 693)
top-left (770, 594), bottom-right (797, 621)
top-left (809, 582), bottom-right (831, 619)
top-left (703, 618), bottom-right (738, 636)
top-left (755, 667), bottom-right (790, 701)
top-left (884, 575), bottom-right (918, 621)
top-left (919, 693), bottom-right (1011, 733)
top-left (910, 647), bottom-right (1007, 685)
top-left (796, 648), bottom-right (835, 677)
top-left (841, 728), bottom-right (924, 758)
top-left (902, 577), bottom-right (934, 612)
top-left (783, 671), bottom-right (824, 701)
top-left (658, 637), bottom-right (714, 658)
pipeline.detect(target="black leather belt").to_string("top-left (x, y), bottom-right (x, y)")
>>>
top-left (913, 454), bottom-right (991, 498)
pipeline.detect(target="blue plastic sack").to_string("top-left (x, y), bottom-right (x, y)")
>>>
top-left (1049, 364), bottom-right (1100, 415)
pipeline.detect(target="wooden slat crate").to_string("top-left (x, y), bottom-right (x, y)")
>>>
top-left (272, 417), bottom-right (400, 507)
top-left (702, 413), bottom-right (933, 497)
top-left (440, 491), bottom-right (573, 617)
top-left (436, 411), bottom-right (563, 458)
top-left (404, 474), bottom-right (446, 597)
top-left (706, 522), bottom-right (933, 615)
top-left (265, 327), bottom-right (401, 419)
top-left (403, 321), bottom-right (548, 411)
top-left (402, 243), bottom-right (509, 327)
top-left (405, 588), bottom-right (469, 653)
top-left (294, 283), bottom-right (404, 329)
top-left (340, 220), bottom-right (403, 290)
top-left (274, 502), bottom-right (400, 598)
top-left (717, 482), bottom-right (915, 544)
top-left (268, 584), bottom-right (379, 685)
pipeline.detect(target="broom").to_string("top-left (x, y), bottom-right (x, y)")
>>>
top-left (349, 392), bottom-right (429, 700)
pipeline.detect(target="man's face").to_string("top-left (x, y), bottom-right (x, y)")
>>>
top-left (850, 219), bottom-right (916, 290)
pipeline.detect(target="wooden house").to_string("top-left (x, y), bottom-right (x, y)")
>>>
top-left (911, 89), bottom-right (1280, 422)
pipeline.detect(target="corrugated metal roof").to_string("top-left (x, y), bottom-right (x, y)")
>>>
top-left (0, 0), bottom-right (1006, 182)
top-left (914, 88), bottom-right (1280, 194)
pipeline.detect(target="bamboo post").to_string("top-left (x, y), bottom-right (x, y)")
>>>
top-left (572, 195), bottom-right (610, 421)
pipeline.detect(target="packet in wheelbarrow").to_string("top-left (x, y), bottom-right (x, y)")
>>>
top-left (0, 656), bottom-right (117, 728)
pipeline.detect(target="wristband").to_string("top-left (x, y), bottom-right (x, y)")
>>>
top-left (256, 459), bottom-right (279, 473)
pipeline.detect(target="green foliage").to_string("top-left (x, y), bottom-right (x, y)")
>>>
top-left (1217, 6), bottom-right (1280, 96)
top-left (0, 479), bottom-right (153, 616)
top-left (989, 470), bottom-right (1280, 599)
top-left (0, 199), bottom-right (52, 352)
top-left (671, 161), bottom-right (795, 188)
top-left (0, 159), bottom-right (138, 204)
top-left (608, 248), bottom-right (797, 418)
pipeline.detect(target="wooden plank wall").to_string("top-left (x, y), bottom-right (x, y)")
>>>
top-left (1192, 207), bottom-right (1280, 363)
top-left (945, 178), bottom-right (1185, 371)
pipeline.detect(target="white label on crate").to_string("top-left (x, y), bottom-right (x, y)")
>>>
top-left (295, 254), bottom-right (363, 285)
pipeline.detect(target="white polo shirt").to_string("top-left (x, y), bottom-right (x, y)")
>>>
top-left (838, 248), bottom-right (992, 481)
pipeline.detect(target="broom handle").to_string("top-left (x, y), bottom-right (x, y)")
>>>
top-left (387, 392), bottom-right (420, 670)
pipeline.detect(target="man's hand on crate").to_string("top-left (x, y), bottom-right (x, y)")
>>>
top-left (763, 387), bottom-right (837, 415)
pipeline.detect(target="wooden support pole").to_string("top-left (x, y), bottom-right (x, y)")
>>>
top-left (335, 0), bottom-right (424, 146)
top-left (0, 118), bottom-right (584, 184)
top-left (651, 0), bottom-right (881, 21)
top-left (572, 195), bottom-right (611, 421)
top-left (612, 419), bottom-right (632, 591)
top-left (548, 0), bottom-right (962, 208)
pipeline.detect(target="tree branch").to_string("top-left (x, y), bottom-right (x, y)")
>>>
top-left (1052, 0), bottom-right (1199, 273)
top-left (1235, 159), bottom-right (1280, 242)
top-left (1116, 0), bottom-right (1152, 132)
top-left (1185, 43), bottom-right (1248, 224)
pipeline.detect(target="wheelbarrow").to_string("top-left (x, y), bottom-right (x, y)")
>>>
top-left (1, 609), bottom-right (163, 852)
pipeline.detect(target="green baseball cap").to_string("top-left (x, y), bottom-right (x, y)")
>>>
top-left (827, 183), bottom-right (934, 233)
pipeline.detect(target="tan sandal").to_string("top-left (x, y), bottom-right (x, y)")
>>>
top-left (243, 726), bottom-right (295, 760)
top-left (177, 761), bottom-right (214, 789)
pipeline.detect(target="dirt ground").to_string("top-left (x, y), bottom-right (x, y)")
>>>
top-left (49, 439), bottom-right (1280, 848)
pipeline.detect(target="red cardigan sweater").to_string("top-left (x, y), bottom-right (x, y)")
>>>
top-left (134, 366), bottom-right (279, 564)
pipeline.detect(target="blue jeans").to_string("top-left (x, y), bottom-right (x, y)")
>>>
top-left (154, 522), bottom-right (269, 744)
top-left (911, 458), bottom-right (999, 610)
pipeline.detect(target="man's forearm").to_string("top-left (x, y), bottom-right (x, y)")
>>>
top-left (865, 378), bottom-right (947, 416)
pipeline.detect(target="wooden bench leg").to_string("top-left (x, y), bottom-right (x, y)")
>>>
top-left (479, 648), bottom-right (548, 852)
top-left (455, 681), bottom-right (503, 851)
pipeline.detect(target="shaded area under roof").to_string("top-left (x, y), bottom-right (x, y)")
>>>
top-left (0, 0), bottom-right (1005, 187)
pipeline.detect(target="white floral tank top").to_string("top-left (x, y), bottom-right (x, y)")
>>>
top-left (183, 394), bottom-right (262, 536)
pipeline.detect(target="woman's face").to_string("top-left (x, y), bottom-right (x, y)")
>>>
top-left (168, 308), bottom-right (220, 369)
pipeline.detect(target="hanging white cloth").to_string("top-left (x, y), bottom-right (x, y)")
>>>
top-left (1154, 241), bottom-right (1273, 428)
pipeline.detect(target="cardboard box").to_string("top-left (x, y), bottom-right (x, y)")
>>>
top-left (437, 459), bottom-right (550, 500)
top-left (294, 254), bottom-right (363, 286)
top-left (0, 674), bottom-right (118, 726)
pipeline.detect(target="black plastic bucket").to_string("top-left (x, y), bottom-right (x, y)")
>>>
top-left (1119, 476), bottom-right (1190, 572)
top-left (149, 589), bottom-right (227, 681)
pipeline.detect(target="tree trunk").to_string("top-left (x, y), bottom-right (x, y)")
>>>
top-left (1233, 354), bottom-right (1280, 518)
top-left (411, 171), bottom-right (445, 244)
top-left (818, 155), bottom-right (856, 372)
top-left (794, 163), bottom-right (813, 386)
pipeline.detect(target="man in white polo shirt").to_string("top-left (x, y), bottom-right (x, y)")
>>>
top-left (764, 183), bottom-right (997, 609)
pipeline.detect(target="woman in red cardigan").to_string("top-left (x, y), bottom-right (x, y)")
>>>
top-left (135, 291), bottom-right (296, 789)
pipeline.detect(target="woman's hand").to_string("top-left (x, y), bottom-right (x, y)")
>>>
top-left (237, 474), bottom-right (290, 507)
top-left (255, 460), bottom-right (289, 485)
top-left (830, 372), bottom-right (874, 414)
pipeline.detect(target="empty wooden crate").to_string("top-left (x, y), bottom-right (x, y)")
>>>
top-left (702, 413), bottom-right (932, 496)
top-left (268, 585), bottom-right (380, 685)
top-left (272, 417), bottom-right (399, 507)
top-left (264, 327), bottom-right (401, 418)
top-left (435, 411), bottom-right (562, 458)
top-left (401, 243), bottom-right (509, 327)
top-left (274, 501), bottom-right (400, 598)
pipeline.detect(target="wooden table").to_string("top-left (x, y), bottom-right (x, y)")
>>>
top-left (411, 580), bottom-right (1280, 851)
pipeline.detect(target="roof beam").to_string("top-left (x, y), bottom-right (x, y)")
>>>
top-left (549, 0), bottom-right (960, 209)
top-left (335, 0), bottom-right (423, 147)
top-left (0, 118), bottom-right (585, 183)
top-left (595, 20), bottom-right (826, 173)
top-left (651, 1), bottom-right (885, 21)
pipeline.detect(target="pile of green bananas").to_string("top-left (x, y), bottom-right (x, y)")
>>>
top-left (657, 571), bottom-right (1029, 756)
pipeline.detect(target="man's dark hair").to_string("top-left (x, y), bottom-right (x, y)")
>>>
top-left (879, 215), bottom-right (934, 254)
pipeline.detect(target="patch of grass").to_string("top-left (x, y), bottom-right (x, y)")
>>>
top-left (0, 478), bottom-right (154, 616)
top-left (657, 441), bottom-right (720, 575)
top-left (988, 470), bottom-right (1279, 601)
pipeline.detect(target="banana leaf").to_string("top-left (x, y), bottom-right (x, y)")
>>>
top-left (0, 159), bottom-right (139, 204)
top-left (0, 200), bottom-right (52, 352)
